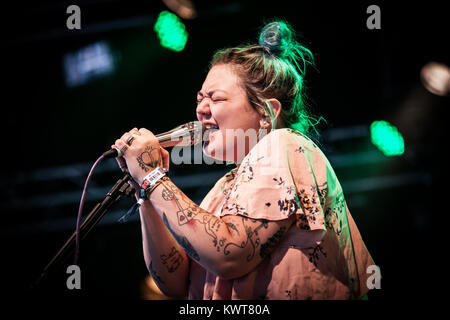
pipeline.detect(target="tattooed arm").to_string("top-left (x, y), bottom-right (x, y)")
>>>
top-left (114, 128), bottom-right (189, 297)
top-left (139, 200), bottom-right (190, 298)
top-left (149, 178), bottom-right (295, 280)
top-left (114, 128), bottom-right (294, 281)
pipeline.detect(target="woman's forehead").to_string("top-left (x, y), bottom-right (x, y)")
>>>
top-left (201, 64), bottom-right (242, 93)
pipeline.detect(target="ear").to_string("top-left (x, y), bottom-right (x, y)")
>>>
top-left (266, 98), bottom-right (282, 119)
top-left (259, 98), bottom-right (282, 129)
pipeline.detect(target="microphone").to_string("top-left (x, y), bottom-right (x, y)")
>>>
top-left (103, 121), bottom-right (206, 158)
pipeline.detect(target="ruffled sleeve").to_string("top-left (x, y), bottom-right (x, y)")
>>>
top-left (218, 128), bottom-right (327, 232)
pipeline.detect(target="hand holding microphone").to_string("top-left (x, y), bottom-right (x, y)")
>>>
top-left (104, 121), bottom-right (205, 158)
top-left (109, 121), bottom-right (205, 185)
top-left (112, 128), bottom-right (169, 186)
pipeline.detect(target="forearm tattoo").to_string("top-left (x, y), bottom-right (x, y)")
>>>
top-left (137, 146), bottom-right (162, 172)
top-left (160, 247), bottom-right (183, 273)
top-left (162, 212), bottom-right (200, 262)
top-left (159, 180), bottom-right (287, 264)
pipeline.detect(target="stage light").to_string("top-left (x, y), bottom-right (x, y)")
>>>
top-left (420, 62), bottom-right (450, 96)
top-left (370, 121), bottom-right (405, 156)
top-left (162, 0), bottom-right (197, 19)
top-left (154, 10), bottom-right (188, 52)
top-left (63, 41), bottom-right (116, 87)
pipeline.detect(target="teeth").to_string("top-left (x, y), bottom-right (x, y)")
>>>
top-left (205, 124), bottom-right (218, 129)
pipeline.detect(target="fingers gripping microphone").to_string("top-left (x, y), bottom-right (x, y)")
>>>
top-left (103, 121), bottom-right (206, 158)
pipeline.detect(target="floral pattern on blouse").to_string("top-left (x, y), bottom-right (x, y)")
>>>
top-left (218, 128), bottom-right (327, 232)
top-left (188, 128), bottom-right (375, 300)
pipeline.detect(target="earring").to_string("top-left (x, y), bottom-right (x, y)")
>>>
top-left (258, 119), bottom-right (270, 140)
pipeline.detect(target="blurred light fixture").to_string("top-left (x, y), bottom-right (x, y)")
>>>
top-left (162, 0), bottom-right (197, 19)
top-left (63, 41), bottom-right (116, 87)
top-left (154, 10), bottom-right (188, 52)
top-left (370, 120), bottom-right (405, 156)
top-left (420, 62), bottom-right (450, 96)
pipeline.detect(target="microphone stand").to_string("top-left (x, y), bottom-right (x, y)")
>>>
top-left (32, 174), bottom-right (134, 289)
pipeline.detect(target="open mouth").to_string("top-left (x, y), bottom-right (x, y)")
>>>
top-left (204, 124), bottom-right (219, 142)
top-left (204, 124), bottom-right (219, 131)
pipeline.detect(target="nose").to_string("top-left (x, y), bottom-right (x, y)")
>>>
top-left (196, 98), bottom-right (211, 121)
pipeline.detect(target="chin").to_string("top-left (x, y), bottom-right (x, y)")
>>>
top-left (202, 140), bottom-right (234, 163)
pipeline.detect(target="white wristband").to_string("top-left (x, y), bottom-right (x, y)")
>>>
top-left (140, 167), bottom-right (168, 194)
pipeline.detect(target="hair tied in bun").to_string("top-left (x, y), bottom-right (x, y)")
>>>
top-left (259, 20), bottom-right (314, 76)
top-left (258, 21), bottom-right (292, 58)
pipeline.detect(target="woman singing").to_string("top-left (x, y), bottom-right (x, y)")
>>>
top-left (113, 20), bottom-right (375, 300)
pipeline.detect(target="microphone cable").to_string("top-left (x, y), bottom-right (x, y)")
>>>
top-left (74, 154), bottom-right (106, 266)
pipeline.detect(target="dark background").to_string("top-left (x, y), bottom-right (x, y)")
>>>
top-left (0, 0), bottom-right (447, 300)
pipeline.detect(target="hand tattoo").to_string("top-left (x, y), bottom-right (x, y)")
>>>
top-left (137, 146), bottom-right (161, 172)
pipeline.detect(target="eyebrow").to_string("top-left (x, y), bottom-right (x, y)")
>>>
top-left (197, 89), bottom-right (227, 97)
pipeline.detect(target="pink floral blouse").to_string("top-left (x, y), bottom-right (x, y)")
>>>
top-left (188, 128), bottom-right (374, 300)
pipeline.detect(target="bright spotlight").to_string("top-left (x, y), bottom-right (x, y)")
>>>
top-left (370, 120), bottom-right (405, 157)
top-left (154, 11), bottom-right (188, 52)
top-left (420, 62), bottom-right (450, 96)
top-left (162, 0), bottom-right (197, 20)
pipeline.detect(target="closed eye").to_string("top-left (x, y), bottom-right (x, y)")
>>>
top-left (197, 96), bottom-right (225, 104)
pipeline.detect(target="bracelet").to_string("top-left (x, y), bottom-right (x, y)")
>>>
top-left (118, 167), bottom-right (168, 223)
top-left (139, 167), bottom-right (168, 200)
top-left (144, 176), bottom-right (169, 199)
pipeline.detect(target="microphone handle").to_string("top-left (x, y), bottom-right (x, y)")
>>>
top-left (156, 130), bottom-right (192, 148)
top-left (103, 131), bottom-right (192, 158)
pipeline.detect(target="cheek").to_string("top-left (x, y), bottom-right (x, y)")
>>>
top-left (214, 108), bottom-right (260, 131)
top-left (209, 105), bottom-right (227, 124)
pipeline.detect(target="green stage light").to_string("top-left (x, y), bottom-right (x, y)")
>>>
top-left (370, 120), bottom-right (405, 156)
top-left (154, 11), bottom-right (188, 52)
